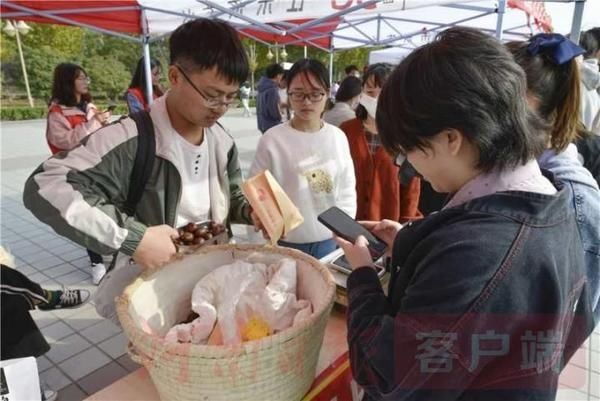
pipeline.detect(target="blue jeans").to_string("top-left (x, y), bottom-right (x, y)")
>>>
top-left (278, 238), bottom-right (337, 259)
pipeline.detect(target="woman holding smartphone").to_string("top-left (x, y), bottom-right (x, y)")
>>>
top-left (250, 59), bottom-right (356, 259)
top-left (46, 62), bottom-right (111, 285)
top-left (336, 28), bottom-right (592, 400)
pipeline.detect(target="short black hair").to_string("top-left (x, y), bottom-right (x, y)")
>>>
top-left (287, 59), bottom-right (330, 91)
top-left (377, 27), bottom-right (546, 172)
top-left (169, 18), bottom-right (248, 84)
top-left (580, 28), bottom-right (600, 59)
top-left (356, 63), bottom-right (393, 120)
top-left (362, 63), bottom-right (393, 88)
top-left (265, 63), bottom-right (285, 79)
top-left (335, 76), bottom-right (361, 102)
top-left (51, 63), bottom-right (91, 107)
top-left (345, 65), bottom-right (359, 75)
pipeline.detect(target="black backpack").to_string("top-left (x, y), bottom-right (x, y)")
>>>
top-left (123, 110), bottom-right (155, 216)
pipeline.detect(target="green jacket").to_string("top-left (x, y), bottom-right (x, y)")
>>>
top-left (23, 96), bottom-right (251, 257)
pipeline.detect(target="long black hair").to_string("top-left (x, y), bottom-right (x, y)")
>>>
top-left (50, 63), bottom-right (91, 107)
top-left (129, 57), bottom-right (163, 102)
top-left (507, 38), bottom-right (584, 152)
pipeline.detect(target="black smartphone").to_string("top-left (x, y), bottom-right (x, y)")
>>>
top-left (318, 206), bottom-right (387, 260)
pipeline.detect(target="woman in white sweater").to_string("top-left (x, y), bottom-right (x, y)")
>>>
top-left (250, 59), bottom-right (357, 259)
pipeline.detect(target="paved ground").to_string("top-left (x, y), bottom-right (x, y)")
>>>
top-left (1, 109), bottom-right (598, 400)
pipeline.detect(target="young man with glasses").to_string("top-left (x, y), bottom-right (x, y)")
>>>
top-left (24, 19), bottom-right (257, 324)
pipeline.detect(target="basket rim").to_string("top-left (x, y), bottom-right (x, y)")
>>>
top-left (115, 243), bottom-right (337, 359)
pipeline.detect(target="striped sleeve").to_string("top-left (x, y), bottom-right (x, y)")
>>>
top-left (23, 118), bottom-right (147, 256)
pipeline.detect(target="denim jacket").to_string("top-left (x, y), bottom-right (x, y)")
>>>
top-left (347, 176), bottom-right (593, 401)
top-left (539, 144), bottom-right (600, 325)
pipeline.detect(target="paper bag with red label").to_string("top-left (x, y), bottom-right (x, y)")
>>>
top-left (242, 170), bottom-right (304, 244)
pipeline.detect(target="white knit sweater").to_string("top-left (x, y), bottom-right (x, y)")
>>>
top-left (250, 121), bottom-right (357, 243)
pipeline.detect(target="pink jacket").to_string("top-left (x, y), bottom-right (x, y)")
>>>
top-left (46, 102), bottom-right (103, 154)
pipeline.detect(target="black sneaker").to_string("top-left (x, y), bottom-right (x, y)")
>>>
top-left (38, 288), bottom-right (90, 310)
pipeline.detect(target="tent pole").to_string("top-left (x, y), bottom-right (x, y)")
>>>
top-left (141, 9), bottom-right (154, 106)
top-left (569, 0), bottom-right (586, 44)
top-left (142, 39), bottom-right (153, 106)
top-left (329, 50), bottom-right (334, 89)
top-left (495, 0), bottom-right (506, 40)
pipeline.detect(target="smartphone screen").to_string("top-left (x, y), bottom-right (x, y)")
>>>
top-left (331, 254), bottom-right (385, 277)
top-left (318, 206), bottom-right (387, 259)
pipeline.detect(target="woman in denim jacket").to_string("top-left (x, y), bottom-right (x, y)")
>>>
top-left (508, 35), bottom-right (600, 326)
top-left (337, 28), bottom-right (593, 401)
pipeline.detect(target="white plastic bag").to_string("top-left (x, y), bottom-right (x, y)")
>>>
top-left (165, 258), bottom-right (312, 345)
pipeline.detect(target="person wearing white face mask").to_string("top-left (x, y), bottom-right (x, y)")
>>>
top-left (323, 76), bottom-right (361, 127)
top-left (340, 63), bottom-right (422, 222)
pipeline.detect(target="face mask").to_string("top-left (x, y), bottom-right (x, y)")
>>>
top-left (359, 93), bottom-right (378, 119)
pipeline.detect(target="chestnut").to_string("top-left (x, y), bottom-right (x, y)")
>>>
top-left (182, 232), bottom-right (194, 242)
top-left (193, 237), bottom-right (205, 245)
top-left (185, 222), bottom-right (197, 232)
top-left (194, 227), bottom-right (209, 237)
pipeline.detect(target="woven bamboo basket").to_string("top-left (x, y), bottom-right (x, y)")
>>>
top-left (115, 244), bottom-right (336, 401)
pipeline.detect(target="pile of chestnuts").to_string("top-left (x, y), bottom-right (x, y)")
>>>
top-left (174, 221), bottom-right (227, 246)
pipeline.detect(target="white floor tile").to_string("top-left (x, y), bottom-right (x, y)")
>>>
top-left (98, 333), bottom-right (128, 359)
top-left (41, 321), bottom-right (75, 342)
top-left (45, 333), bottom-right (91, 364)
top-left (39, 367), bottom-right (71, 391)
top-left (63, 303), bottom-right (102, 331)
top-left (80, 319), bottom-right (122, 344)
top-left (58, 347), bottom-right (111, 381)
top-left (36, 355), bottom-right (53, 373)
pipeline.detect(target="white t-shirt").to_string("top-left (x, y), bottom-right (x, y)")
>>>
top-left (249, 121), bottom-right (357, 244)
top-left (174, 130), bottom-right (211, 228)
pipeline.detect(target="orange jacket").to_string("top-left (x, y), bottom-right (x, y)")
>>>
top-left (340, 118), bottom-right (422, 222)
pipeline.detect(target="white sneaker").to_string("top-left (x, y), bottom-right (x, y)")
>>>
top-left (91, 263), bottom-right (107, 285)
top-left (42, 389), bottom-right (57, 401)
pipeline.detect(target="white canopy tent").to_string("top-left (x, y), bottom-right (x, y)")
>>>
top-left (1, 0), bottom-right (591, 102)
top-left (368, 47), bottom-right (412, 64)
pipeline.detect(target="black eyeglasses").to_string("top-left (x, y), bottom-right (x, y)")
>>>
top-left (287, 91), bottom-right (326, 103)
top-left (175, 65), bottom-right (236, 109)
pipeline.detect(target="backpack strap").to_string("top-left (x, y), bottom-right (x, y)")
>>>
top-left (123, 110), bottom-right (155, 216)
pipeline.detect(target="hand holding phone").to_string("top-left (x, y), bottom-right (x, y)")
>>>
top-left (318, 207), bottom-right (387, 260)
top-left (361, 220), bottom-right (403, 256)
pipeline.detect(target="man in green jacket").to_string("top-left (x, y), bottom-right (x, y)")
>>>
top-left (23, 19), bottom-right (257, 323)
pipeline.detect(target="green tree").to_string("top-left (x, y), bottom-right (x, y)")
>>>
top-left (85, 55), bottom-right (131, 101)
top-left (21, 24), bottom-right (84, 57)
top-left (25, 45), bottom-right (67, 99)
top-left (333, 47), bottom-right (372, 80)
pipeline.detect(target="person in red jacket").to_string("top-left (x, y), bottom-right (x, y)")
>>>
top-left (125, 57), bottom-right (164, 113)
top-left (340, 63), bottom-right (421, 222)
top-left (46, 63), bottom-right (111, 284)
